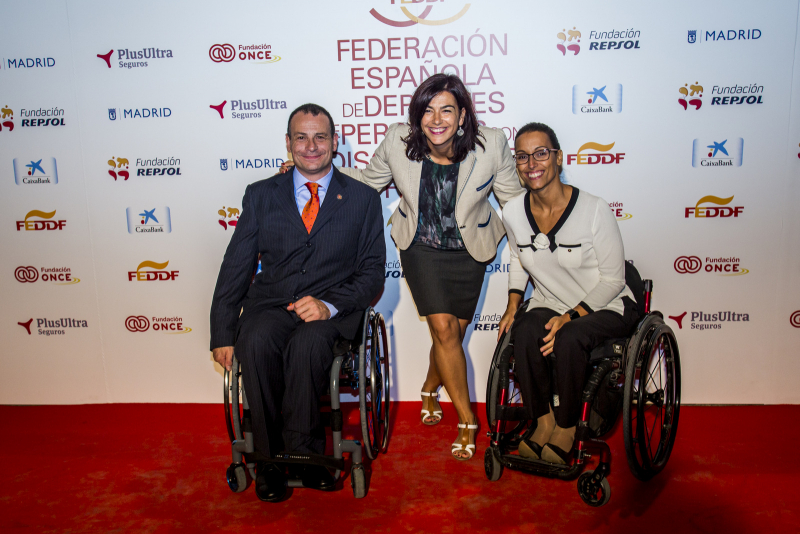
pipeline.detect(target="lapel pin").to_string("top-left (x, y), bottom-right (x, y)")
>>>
top-left (337, 194), bottom-right (342, 200)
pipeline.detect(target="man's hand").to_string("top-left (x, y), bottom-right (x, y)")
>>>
top-left (287, 296), bottom-right (331, 322)
top-left (213, 346), bottom-right (234, 371)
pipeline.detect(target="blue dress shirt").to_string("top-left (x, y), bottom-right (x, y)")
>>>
top-left (292, 165), bottom-right (338, 318)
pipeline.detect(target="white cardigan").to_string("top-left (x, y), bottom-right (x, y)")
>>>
top-left (503, 188), bottom-right (634, 316)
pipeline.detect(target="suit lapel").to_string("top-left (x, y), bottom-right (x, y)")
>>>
top-left (275, 172), bottom-right (309, 235)
top-left (456, 151), bottom-right (477, 200)
top-left (407, 158), bottom-right (422, 211)
top-left (308, 168), bottom-right (347, 237)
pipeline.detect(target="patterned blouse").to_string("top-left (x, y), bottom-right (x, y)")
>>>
top-left (414, 158), bottom-right (465, 250)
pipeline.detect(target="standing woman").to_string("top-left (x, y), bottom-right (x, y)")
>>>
top-left (339, 74), bottom-right (522, 460)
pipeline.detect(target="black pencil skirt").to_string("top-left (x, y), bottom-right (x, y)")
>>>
top-left (399, 242), bottom-right (487, 320)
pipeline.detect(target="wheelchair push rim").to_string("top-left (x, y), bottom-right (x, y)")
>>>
top-left (360, 308), bottom-right (388, 460)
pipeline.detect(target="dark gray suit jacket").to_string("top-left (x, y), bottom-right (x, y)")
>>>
top-left (210, 167), bottom-right (385, 349)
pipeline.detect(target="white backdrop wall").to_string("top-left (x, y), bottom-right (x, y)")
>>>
top-left (2, 0), bottom-right (799, 405)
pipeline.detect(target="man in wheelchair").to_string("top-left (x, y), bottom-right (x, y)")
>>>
top-left (210, 103), bottom-right (385, 502)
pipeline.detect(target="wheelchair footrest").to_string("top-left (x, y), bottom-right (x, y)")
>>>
top-left (496, 450), bottom-right (583, 480)
top-left (268, 452), bottom-right (345, 472)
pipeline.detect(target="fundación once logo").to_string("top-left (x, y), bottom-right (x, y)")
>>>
top-left (13, 158), bottom-right (58, 185)
top-left (566, 142), bottom-right (624, 165)
top-left (96, 47), bottom-right (174, 69)
top-left (685, 195), bottom-right (743, 218)
top-left (208, 98), bottom-right (287, 120)
top-left (15, 265), bottom-right (80, 284)
top-left (209, 43), bottom-right (280, 64)
top-left (790, 311), bottom-right (800, 328)
top-left (18, 317), bottom-right (88, 336)
top-left (108, 107), bottom-right (171, 120)
top-left (127, 260), bottom-right (179, 281)
top-left (15, 210), bottom-right (66, 231)
top-left (609, 202), bottom-right (631, 221)
top-left (572, 84), bottom-right (622, 114)
top-left (668, 310), bottom-right (749, 331)
top-left (556, 27), bottom-right (581, 56)
top-left (692, 138), bottom-right (743, 167)
top-left (674, 255), bottom-right (748, 276)
top-left (107, 157), bottom-right (181, 181)
top-left (126, 207), bottom-right (171, 234)
top-left (688, 29), bottom-right (761, 44)
top-left (370, 0), bottom-right (471, 27)
top-left (125, 315), bottom-right (191, 334)
top-left (218, 206), bottom-right (240, 230)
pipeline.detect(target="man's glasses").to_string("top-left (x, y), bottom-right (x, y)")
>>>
top-left (513, 147), bottom-right (558, 164)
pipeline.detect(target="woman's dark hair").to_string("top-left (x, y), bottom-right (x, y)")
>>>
top-left (515, 122), bottom-right (563, 178)
top-left (404, 73), bottom-right (484, 162)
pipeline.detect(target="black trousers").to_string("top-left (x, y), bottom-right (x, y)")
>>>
top-left (511, 298), bottom-right (639, 428)
top-left (235, 306), bottom-right (340, 457)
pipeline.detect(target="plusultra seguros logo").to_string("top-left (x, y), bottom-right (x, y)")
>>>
top-left (13, 157), bottom-right (58, 185)
top-left (18, 317), bottom-right (88, 336)
top-left (685, 195), bottom-right (743, 218)
top-left (209, 98), bottom-right (287, 120)
top-left (127, 260), bottom-right (179, 282)
top-left (15, 266), bottom-right (79, 284)
top-left (96, 47), bottom-right (174, 69)
top-left (370, 0), bottom-right (471, 27)
top-left (674, 255), bottom-right (748, 276)
top-left (572, 84), bottom-right (622, 114)
top-left (126, 207), bottom-right (171, 234)
top-left (566, 142), bottom-right (624, 165)
top-left (668, 310), bottom-right (750, 331)
top-left (692, 138), bottom-right (743, 167)
top-left (125, 315), bottom-right (191, 334)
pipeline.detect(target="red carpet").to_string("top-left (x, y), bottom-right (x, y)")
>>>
top-left (1, 403), bottom-right (798, 533)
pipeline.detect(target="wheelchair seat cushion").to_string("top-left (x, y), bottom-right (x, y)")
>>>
top-left (589, 337), bottom-right (627, 361)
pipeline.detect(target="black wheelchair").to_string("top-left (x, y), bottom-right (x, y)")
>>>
top-left (484, 262), bottom-right (681, 506)
top-left (223, 307), bottom-right (390, 499)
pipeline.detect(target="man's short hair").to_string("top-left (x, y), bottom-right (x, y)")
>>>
top-left (287, 103), bottom-right (335, 137)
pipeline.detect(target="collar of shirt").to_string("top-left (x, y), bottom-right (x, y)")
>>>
top-left (293, 165), bottom-right (334, 214)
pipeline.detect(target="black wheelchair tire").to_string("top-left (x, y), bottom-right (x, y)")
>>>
top-left (377, 313), bottom-right (391, 453)
top-left (360, 309), bottom-right (382, 460)
top-left (351, 465), bottom-right (367, 499)
top-left (486, 329), bottom-right (534, 450)
top-left (484, 448), bottom-right (504, 482)
top-left (577, 471), bottom-right (611, 507)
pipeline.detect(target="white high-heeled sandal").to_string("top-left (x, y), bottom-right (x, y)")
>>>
top-left (420, 390), bottom-right (442, 425)
top-left (451, 423), bottom-right (478, 461)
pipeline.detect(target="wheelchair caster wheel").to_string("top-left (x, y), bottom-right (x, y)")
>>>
top-left (484, 448), bottom-right (503, 482)
top-left (577, 470), bottom-right (611, 507)
top-left (351, 464), bottom-right (367, 499)
top-left (226, 463), bottom-right (250, 493)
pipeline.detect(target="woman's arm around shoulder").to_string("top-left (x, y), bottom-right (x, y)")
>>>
top-left (338, 122), bottom-right (406, 191)
top-left (484, 127), bottom-right (524, 208)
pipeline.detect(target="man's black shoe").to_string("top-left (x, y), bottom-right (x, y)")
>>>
top-left (255, 462), bottom-right (286, 502)
top-left (301, 465), bottom-right (336, 491)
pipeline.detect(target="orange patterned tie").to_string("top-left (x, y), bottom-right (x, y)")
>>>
top-left (301, 182), bottom-right (320, 233)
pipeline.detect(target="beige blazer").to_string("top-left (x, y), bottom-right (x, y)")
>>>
top-left (339, 123), bottom-right (523, 262)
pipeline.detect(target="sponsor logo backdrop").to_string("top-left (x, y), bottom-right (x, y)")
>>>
top-left (2, 0), bottom-right (800, 405)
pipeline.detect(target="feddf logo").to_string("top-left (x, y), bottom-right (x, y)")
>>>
top-left (126, 207), bottom-right (171, 234)
top-left (127, 261), bottom-right (179, 282)
top-left (125, 315), bottom-right (191, 334)
top-left (692, 138), bottom-right (743, 167)
top-left (96, 47), bottom-right (174, 69)
top-left (15, 210), bottom-right (66, 231)
top-left (566, 142), bottom-right (624, 165)
top-left (15, 266), bottom-right (79, 285)
top-left (572, 85), bottom-right (622, 114)
top-left (208, 43), bottom-right (280, 64)
top-left (13, 158), bottom-right (58, 185)
top-left (674, 256), bottom-right (748, 276)
top-left (685, 196), bottom-right (743, 218)
top-left (370, 1), bottom-right (470, 27)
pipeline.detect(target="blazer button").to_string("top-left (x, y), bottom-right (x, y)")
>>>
top-left (306, 242), bottom-right (312, 247)
top-left (293, 295), bottom-right (299, 300)
top-left (459, 225), bottom-right (466, 229)
top-left (300, 269), bottom-right (306, 274)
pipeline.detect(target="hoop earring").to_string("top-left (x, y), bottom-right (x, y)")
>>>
top-left (456, 126), bottom-right (464, 136)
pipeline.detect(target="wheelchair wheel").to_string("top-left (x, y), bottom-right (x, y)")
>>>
top-left (486, 330), bottom-right (534, 450)
top-left (484, 448), bottom-right (504, 482)
top-left (226, 462), bottom-right (250, 493)
top-left (351, 464), bottom-right (367, 499)
top-left (577, 470), bottom-right (611, 507)
top-left (360, 309), bottom-right (386, 460)
top-left (623, 318), bottom-right (681, 481)
top-left (377, 313), bottom-right (391, 453)
top-left (224, 357), bottom-right (245, 445)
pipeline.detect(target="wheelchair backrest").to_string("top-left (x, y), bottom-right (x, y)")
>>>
top-left (625, 260), bottom-right (647, 317)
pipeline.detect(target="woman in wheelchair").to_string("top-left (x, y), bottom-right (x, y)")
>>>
top-left (497, 122), bottom-right (641, 465)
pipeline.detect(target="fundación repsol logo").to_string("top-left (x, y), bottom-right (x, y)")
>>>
top-left (566, 142), bottom-right (624, 165)
top-left (108, 107), bottom-right (171, 120)
top-left (15, 266), bottom-right (79, 285)
top-left (572, 84), bottom-right (622, 114)
top-left (685, 195), bottom-right (743, 218)
top-left (125, 315), bottom-right (191, 334)
top-left (688, 29), bottom-right (761, 44)
top-left (674, 255), bottom-right (748, 276)
top-left (127, 260), bottom-right (179, 282)
top-left (218, 206), bottom-right (240, 230)
top-left (0, 104), bottom-right (14, 131)
top-left (208, 99), bottom-right (287, 120)
top-left (13, 158), bottom-right (58, 185)
top-left (96, 47), bottom-right (174, 69)
top-left (678, 82), bottom-right (703, 111)
top-left (692, 138), bottom-right (743, 167)
top-left (18, 317), bottom-right (88, 336)
top-left (556, 27), bottom-right (581, 56)
top-left (208, 43), bottom-right (281, 64)
top-left (107, 157), bottom-right (182, 181)
top-left (668, 310), bottom-right (750, 331)
top-left (126, 207), bottom-right (171, 234)
top-left (609, 202), bottom-right (631, 221)
top-left (473, 313), bottom-right (502, 331)
top-left (15, 210), bottom-right (66, 231)
top-left (370, 0), bottom-right (471, 27)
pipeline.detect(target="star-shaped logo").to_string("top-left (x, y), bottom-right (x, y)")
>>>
top-left (139, 208), bottom-right (159, 224)
top-left (26, 159), bottom-right (45, 175)
top-left (586, 86), bottom-right (608, 104)
top-left (707, 140), bottom-right (728, 157)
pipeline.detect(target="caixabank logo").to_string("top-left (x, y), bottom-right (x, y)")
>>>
top-left (2, 56), bottom-right (56, 69)
top-left (125, 315), bottom-right (191, 334)
top-left (667, 310), bottom-right (750, 331)
top-left (674, 255), bottom-right (748, 276)
top-left (126, 207), bottom-right (171, 234)
top-left (107, 157), bottom-right (182, 181)
top-left (15, 210), bottom-right (66, 231)
top-left (688, 29), bottom-right (761, 44)
top-left (218, 206), bottom-right (240, 230)
top-left (108, 107), bottom-right (171, 120)
top-left (208, 99), bottom-right (288, 120)
top-left (370, 0), bottom-right (471, 27)
top-left (609, 202), bottom-right (631, 221)
top-left (685, 195), bottom-right (743, 218)
top-left (127, 261), bottom-right (179, 282)
top-left (572, 85), bottom-right (622, 114)
top-left (209, 43), bottom-right (281, 64)
top-left (692, 138), bottom-right (743, 167)
top-left (15, 266), bottom-right (80, 285)
top-left (13, 158), bottom-right (58, 185)
top-left (566, 142), bottom-right (624, 165)
top-left (96, 47), bottom-right (174, 69)
top-left (219, 157), bottom-right (285, 171)
top-left (18, 317), bottom-right (89, 336)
